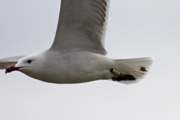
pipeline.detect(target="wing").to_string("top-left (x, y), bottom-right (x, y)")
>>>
top-left (50, 0), bottom-right (109, 55)
top-left (0, 56), bottom-right (24, 69)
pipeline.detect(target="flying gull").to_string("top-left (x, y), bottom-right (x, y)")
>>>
top-left (0, 0), bottom-right (152, 84)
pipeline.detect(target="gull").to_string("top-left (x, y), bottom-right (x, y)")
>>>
top-left (0, 0), bottom-right (152, 84)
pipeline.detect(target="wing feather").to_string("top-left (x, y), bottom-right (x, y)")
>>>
top-left (0, 56), bottom-right (24, 69)
top-left (50, 0), bottom-right (109, 55)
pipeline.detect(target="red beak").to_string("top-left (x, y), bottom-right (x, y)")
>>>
top-left (5, 66), bottom-right (20, 74)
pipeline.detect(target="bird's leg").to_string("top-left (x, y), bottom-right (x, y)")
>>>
top-left (110, 69), bottom-right (136, 81)
top-left (110, 69), bottom-right (122, 76)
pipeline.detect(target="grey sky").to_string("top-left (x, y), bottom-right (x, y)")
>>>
top-left (0, 0), bottom-right (180, 119)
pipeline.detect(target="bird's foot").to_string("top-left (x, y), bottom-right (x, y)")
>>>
top-left (110, 69), bottom-right (136, 81)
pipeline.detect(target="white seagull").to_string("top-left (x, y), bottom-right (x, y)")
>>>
top-left (0, 0), bottom-right (152, 84)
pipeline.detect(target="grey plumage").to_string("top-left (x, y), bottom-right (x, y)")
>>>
top-left (50, 0), bottom-right (109, 54)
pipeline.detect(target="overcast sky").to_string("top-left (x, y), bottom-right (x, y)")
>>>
top-left (0, 0), bottom-right (180, 120)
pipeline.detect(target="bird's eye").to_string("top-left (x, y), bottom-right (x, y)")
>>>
top-left (27, 60), bottom-right (32, 63)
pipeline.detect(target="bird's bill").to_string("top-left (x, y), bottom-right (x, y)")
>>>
top-left (5, 66), bottom-right (20, 74)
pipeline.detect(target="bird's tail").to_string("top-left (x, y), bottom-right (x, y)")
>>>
top-left (112, 57), bottom-right (152, 84)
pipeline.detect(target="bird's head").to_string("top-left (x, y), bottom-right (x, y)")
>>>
top-left (5, 51), bottom-right (60, 83)
top-left (5, 53), bottom-right (45, 77)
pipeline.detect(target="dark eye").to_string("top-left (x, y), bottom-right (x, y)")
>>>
top-left (27, 60), bottom-right (32, 63)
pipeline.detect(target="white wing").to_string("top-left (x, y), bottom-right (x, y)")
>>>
top-left (50, 0), bottom-right (109, 55)
top-left (0, 56), bottom-right (24, 69)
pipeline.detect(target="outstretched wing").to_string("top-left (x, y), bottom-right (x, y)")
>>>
top-left (0, 56), bottom-right (24, 69)
top-left (50, 0), bottom-right (109, 55)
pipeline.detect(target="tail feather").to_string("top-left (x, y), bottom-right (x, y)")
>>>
top-left (113, 57), bottom-right (152, 84)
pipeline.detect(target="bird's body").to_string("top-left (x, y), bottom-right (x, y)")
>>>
top-left (18, 51), bottom-right (113, 83)
top-left (0, 0), bottom-right (152, 84)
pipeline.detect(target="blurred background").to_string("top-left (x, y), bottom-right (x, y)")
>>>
top-left (0, 0), bottom-right (180, 119)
